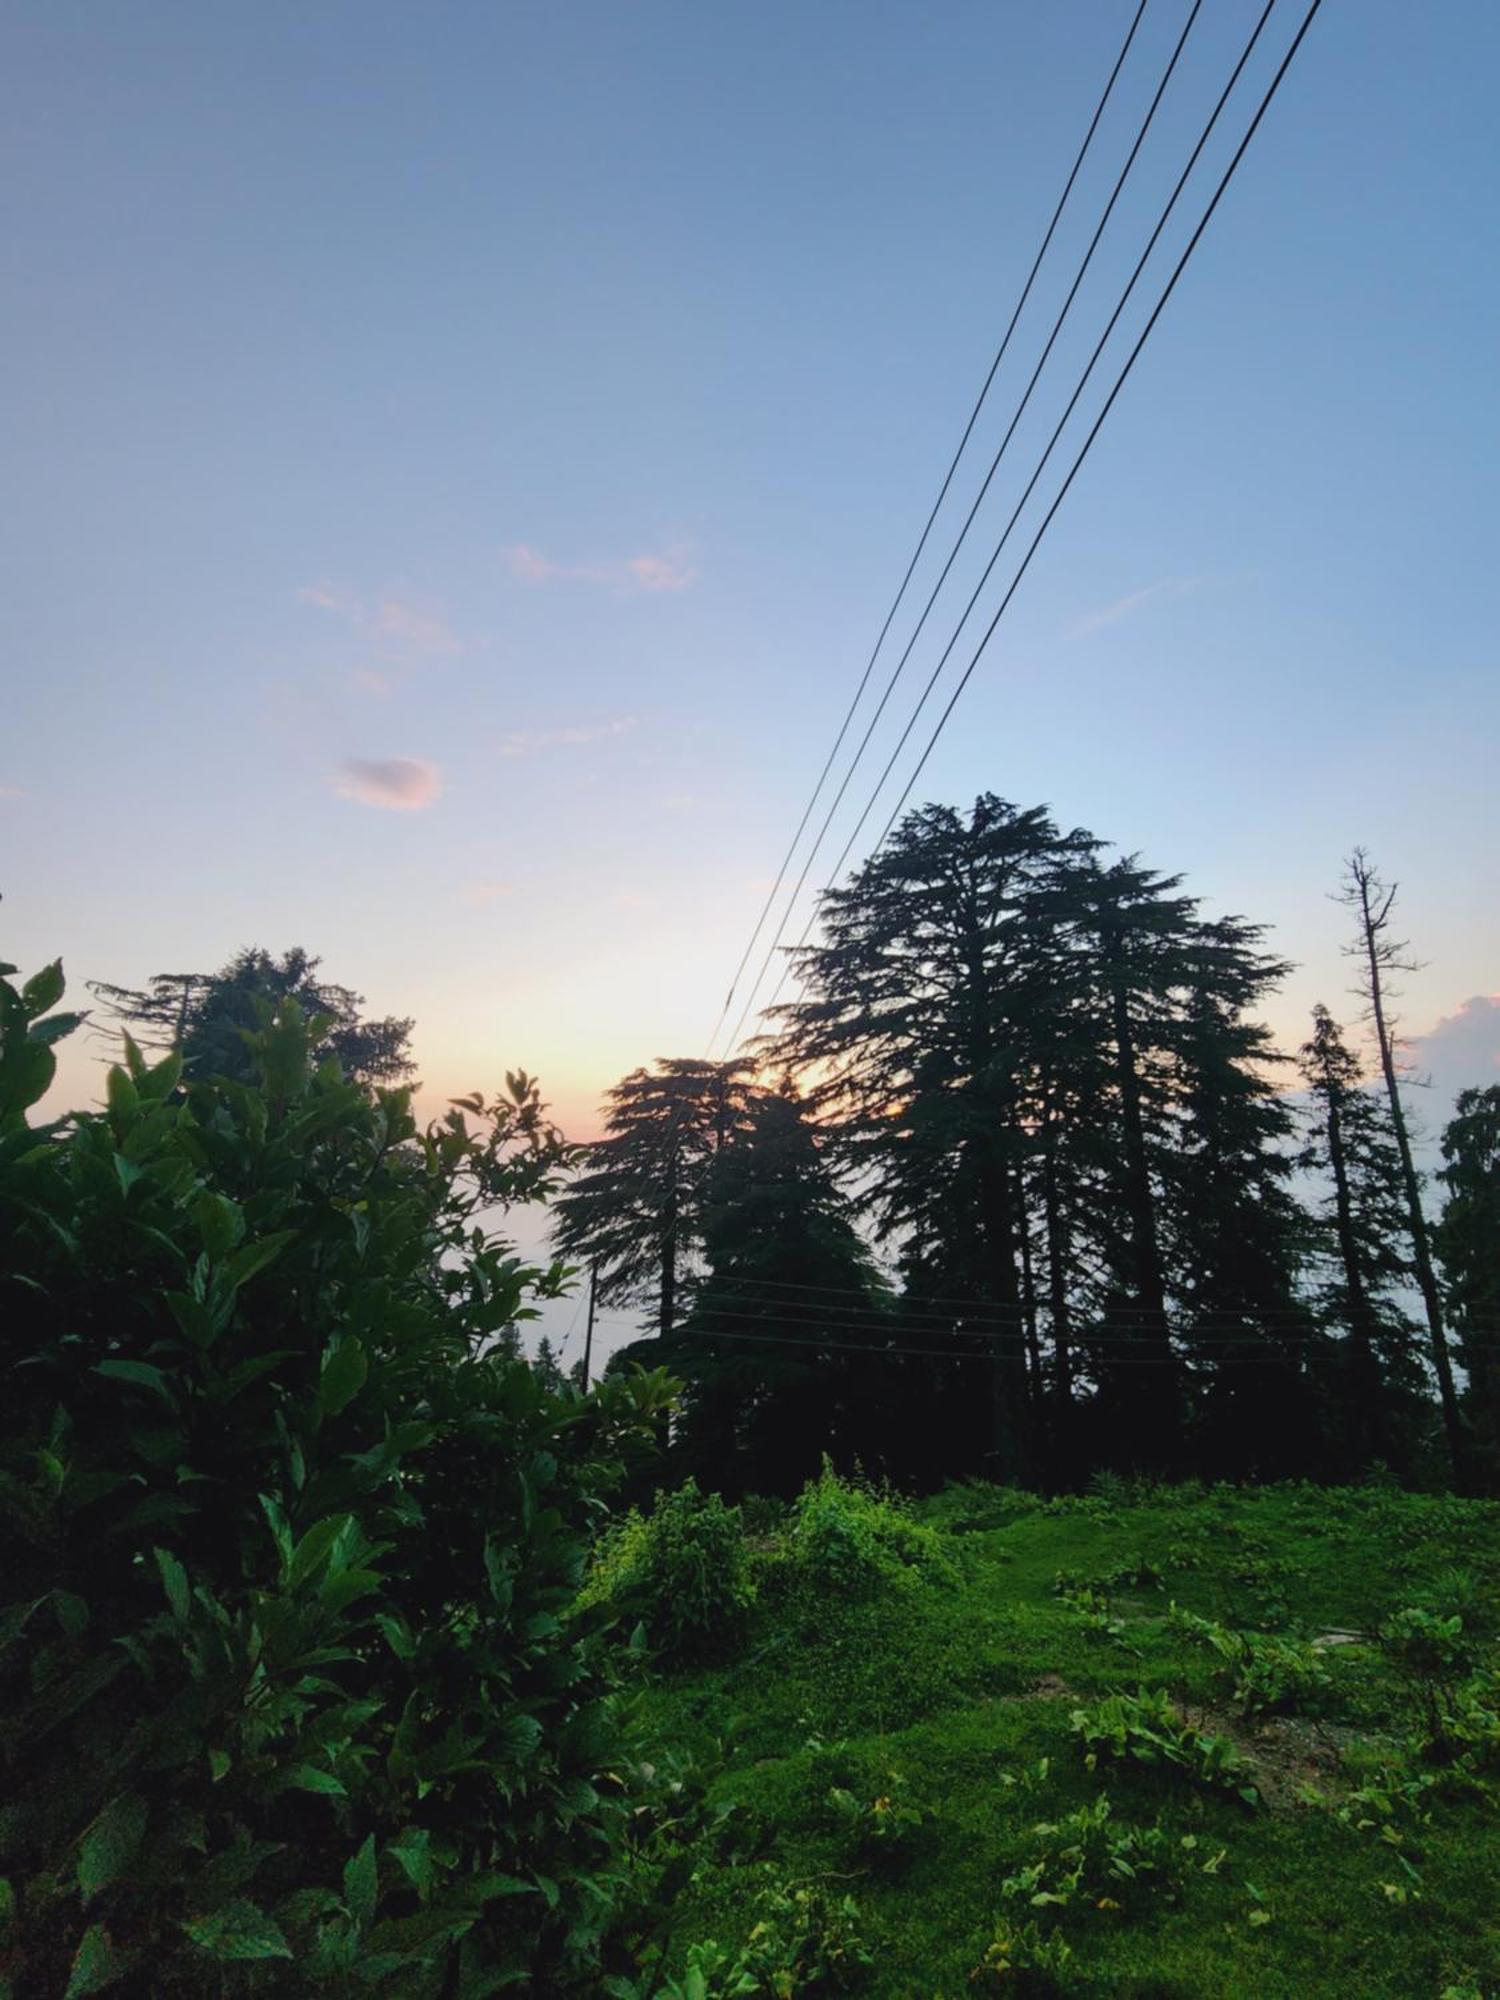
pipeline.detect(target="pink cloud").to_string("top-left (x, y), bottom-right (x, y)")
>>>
top-left (297, 582), bottom-right (463, 660)
top-left (502, 542), bottom-right (696, 594)
top-left (372, 595), bottom-right (462, 657)
top-left (331, 758), bottom-right (443, 812)
top-left (298, 581), bottom-right (349, 613)
top-left (499, 717), bottom-right (638, 759)
top-left (625, 550), bottom-right (696, 592)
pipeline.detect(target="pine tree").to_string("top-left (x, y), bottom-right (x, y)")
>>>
top-left (552, 1059), bottom-right (759, 1336)
top-left (1163, 927), bottom-right (1316, 1477)
top-left (1437, 1086), bottom-right (1500, 1482)
top-left (667, 1088), bottom-right (892, 1496)
top-left (767, 797), bottom-right (1098, 1483)
top-left (1297, 1005), bottom-right (1427, 1472)
top-left (1338, 851), bottom-right (1465, 1484)
top-left (90, 947), bottom-right (415, 1085)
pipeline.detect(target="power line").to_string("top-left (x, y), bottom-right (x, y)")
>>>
top-left (659, 1322), bottom-right (1396, 1368)
top-left (663, 1299), bottom-right (1494, 1350)
top-left (737, 0), bottom-right (1323, 1054)
top-left (705, 0), bottom-right (1152, 1056)
top-left (696, 1269), bottom-right (1459, 1328)
top-left (719, 0), bottom-right (1214, 1059)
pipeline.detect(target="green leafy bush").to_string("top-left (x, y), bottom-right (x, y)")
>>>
top-left (0, 959), bottom-right (677, 1994)
top-left (970, 1919), bottom-right (1083, 1992)
top-left (777, 1462), bottom-right (956, 1599)
top-left (616, 1875), bottom-right (872, 1998)
top-left (579, 1481), bottom-right (756, 1662)
top-left (1169, 1608), bottom-right (1331, 1717)
top-left (1071, 1690), bottom-right (1259, 1804)
top-left (999, 1794), bottom-right (1181, 1918)
top-left (826, 1767), bottom-right (925, 1866)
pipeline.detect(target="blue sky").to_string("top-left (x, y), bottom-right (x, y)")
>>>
top-left (4, 0), bottom-right (1497, 1239)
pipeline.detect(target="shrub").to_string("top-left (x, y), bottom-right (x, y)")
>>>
top-left (1168, 1608), bottom-right (1330, 1717)
top-left (0, 960), bottom-right (677, 1994)
top-left (779, 1462), bottom-right (956, 1599)
top-left (579, 1482), bottom-right (756, 1663)
top-left (1071, 1690), bottom-right (1259, 1804)
top-left (970, 1920), bottom-right (1083, 1993)
top-left (623, 1875), bottom-right (873, 1998)
top-left (999, 1794), bottom-right (1183, 1919)
top-left (826, 1767), bottom-right (925, 1866)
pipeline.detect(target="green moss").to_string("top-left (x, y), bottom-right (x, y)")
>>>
top-left (615, 1481), bottom-right (1500, 1999)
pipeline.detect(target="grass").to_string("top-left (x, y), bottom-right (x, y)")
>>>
top-left (607, 1480), bottom-right (1500, 1998)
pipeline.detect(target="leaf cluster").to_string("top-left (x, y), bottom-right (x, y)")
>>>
top-left (0, 958), bottom-right (676, 1994)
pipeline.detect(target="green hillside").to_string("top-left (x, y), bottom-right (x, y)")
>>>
top-left (602, 1478), bottom-right (1500, 1999)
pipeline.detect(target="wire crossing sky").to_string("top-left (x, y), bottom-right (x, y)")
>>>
top-left (3, 0), bottom-right (1497, 1235)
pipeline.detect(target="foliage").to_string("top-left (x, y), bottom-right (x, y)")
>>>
top-left (1070, 1690), bottom-right (1259, 1804)
top-left (625, 1478), bottom-right (1500, 1996)
top-left (90, 944), bottom-right (416, 1085)
top-left (0, 956), bottom-right (677, 1994)
top-left (970, 1920), bottom-right (1083, 1993)
top-left (1168, 1608), bottom-right (1331, 1716)
top-left (1437, 1085), bottom-right (1500, 1473)
top-left (997, 1793), bottom-right (1192, 1918)
top-left (825, 1769), bottom-right (924, 1865)
top-left (659, 1089), bottom-right (895, 1500)
top-left (579, 1483), bottom-right (757, 1663)
top-left (621, 1876), bottom-right (873, 1999)
top-left (777, 1463), bottom-right (956, 1600)
top-left (553, 1060), bottom-right (760, 1337)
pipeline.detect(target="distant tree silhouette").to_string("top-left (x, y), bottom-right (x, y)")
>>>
top-left (661, 1087), bottom-right (892, 1497)
top-left (1337, 850), bottom-right (1465, 1484)
top-left (90, 947), bottom-right (415, 1085)
top-left (552, 1059), bottom-right (759, 1337)
top-left (1297, 1005), bottom-right (1427, 1472)
top-left (1437, 1085), bottom-right (1500, 1484)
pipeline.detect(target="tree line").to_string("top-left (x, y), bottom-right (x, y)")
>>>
top-left (551, 798), bottom-right (1499, 1496)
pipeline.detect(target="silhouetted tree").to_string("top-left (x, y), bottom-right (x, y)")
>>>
top-left (1437, 1085), bottom-right (1500, 1483)
top-left (1297, 1005), bottom-right (1426, 1472)
top-left (767, 798), bottom-right (1098, 1483)
top-left (552, 1059), bottom-right (759, 1336)
top-left (660, 1088), bottom-right (892, 1496)
top-left (90, 947), bottom-right (415, 1085)
top-left (1338, 851), bottom-right (1465, 1483)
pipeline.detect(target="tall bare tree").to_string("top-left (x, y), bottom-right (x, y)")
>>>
top-left (1338, 850), bottom-right (1464, 1483)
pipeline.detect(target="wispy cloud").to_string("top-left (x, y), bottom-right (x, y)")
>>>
top-left (298, 581), bottom-right (349, 613)
top-left (498, 717), bottom-right (638, 759)
top-left (462, 879), bottom-right (514, 906)
top-left (0, 782), bottom-right (26, 800)
top-left (502, 542), bottom-right (697, 594)
top-left (331, 758), bottom-right (443, 812)
top-left (371, 595), bottom-right (463, 656)
top-left (297, 583), bottom-right (464, 664)
top-left (1067, 577), bottom-right (1203, 641)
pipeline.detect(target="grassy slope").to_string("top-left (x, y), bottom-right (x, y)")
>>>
top-left (628, 1484), bottom-right (1500, 1999)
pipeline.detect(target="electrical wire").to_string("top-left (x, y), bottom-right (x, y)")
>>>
top-left (705, 0), bottom-right (1152, 1054)
top-left (718, 0), bottom-right (1214, 1058)
top-left (736, 0), bottom-right (1323, 1052)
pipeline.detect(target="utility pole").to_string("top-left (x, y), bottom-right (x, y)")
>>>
top-left (581, 1259), bottom-right (598, 1391)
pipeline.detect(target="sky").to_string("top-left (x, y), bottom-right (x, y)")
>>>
top-left (3, 1), bottom-right (1497, 1358)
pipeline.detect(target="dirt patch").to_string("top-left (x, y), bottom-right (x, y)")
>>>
top-left (1183, 1700), bottom-right (1355, 1809)
top-left (1029, 1672), bottom-right (1075, 1700)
